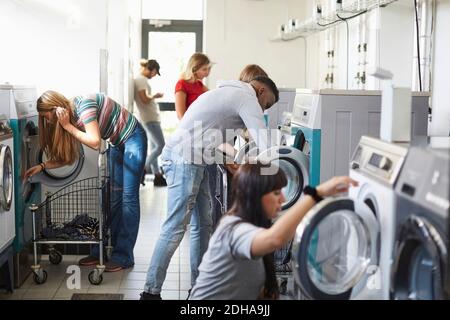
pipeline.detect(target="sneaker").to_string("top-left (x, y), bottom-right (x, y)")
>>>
top-left (104, 261), bottom-right (124, 272)
top-left (78, 255), bottom-right (99, 266)
top-left (153, 174), bottom-right (167, 187)
top-left (140, 291), bottom-right (162, 300)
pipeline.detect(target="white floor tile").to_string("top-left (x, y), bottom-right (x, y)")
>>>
top-left (120, 279), bottom-right (146, 290)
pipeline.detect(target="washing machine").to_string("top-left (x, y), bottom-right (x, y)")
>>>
top-left (0, 114), bottom-right (15, 292)
top-left (290, 89), bottom-right (429, 187)
top-left (390, 142), bottom-right (450, 300)
top-left (234, 143), bottom-right (309, 214)
top-left (0, 84), bottom-right (42, 287)
top-left (257, 145), bottom-right (310, 213)
top-left (292, 135), bottom-right (408, 299)
top-left (0, 115), bottom-right (15, 254)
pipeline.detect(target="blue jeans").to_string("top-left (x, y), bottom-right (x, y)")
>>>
top-left (143, 121), bottom-right (165, 175)
top-left (144, 148), bottom-right (213, 294)
top-left (92, 123), bottom-right (147, 267)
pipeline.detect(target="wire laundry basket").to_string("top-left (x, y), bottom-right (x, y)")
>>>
top-left (29, 149), bottom-right (110, 285)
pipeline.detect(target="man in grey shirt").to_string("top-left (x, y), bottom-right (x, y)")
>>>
top-left (141, 76), bottom-right (279, 300)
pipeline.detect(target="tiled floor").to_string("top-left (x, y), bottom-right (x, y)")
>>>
top-left (0, 176), bottom-right (191, 300)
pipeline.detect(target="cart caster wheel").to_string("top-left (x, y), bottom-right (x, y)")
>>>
top-left (33, 270), bottom-right (48, 285)
top-left (88, 270), bottom-right (103, 285)
top-left (49, 250), bottom-right (63, 265)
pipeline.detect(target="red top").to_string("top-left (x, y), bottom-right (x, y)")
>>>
top-left (175, 79), bottom-right (207, 109)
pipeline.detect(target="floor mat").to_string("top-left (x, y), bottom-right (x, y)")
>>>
top-left (71, 293), bottom-right (124, 300)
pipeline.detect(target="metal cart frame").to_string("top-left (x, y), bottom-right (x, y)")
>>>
top-left (29, 146), bottom-right (110, 285)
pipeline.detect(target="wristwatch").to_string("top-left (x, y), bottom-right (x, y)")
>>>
top-left (303, 185), bottom-right (324, 203)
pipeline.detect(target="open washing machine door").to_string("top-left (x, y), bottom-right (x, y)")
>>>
top-left (234, 140), bottom-right (258, 164)
top-left (21, 121), bottom-right (39, 201)
top-left (28, 143), bottom-right (86, 188)
top-left (292, 197), bottom-right (380, 299)
top-left (0, 144), bottom-right (13, 211)
top-left (391, 215), bottom-right (447, 300)
top-left (257, 146), bottom-right (309, 211)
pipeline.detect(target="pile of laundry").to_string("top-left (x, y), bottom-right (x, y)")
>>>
top-left (40, 214), bottom-right (99, 240)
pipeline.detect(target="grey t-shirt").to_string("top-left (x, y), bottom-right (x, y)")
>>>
top-left (165, 80), bottom-right (271, 164)
top-left (189, 215), bottom-right (265, 300)
top-left (134, 75), bottom-right (160, 123)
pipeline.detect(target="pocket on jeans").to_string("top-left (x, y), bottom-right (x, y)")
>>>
top-left (161, 160), bottom-right (175, 185)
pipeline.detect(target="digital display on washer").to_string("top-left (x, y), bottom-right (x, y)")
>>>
top-left (369, 153), bottom-right (383, 168)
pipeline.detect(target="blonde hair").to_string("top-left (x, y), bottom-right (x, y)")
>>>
top-left (182, 52), bottom-right (211, 80)
top-left (239, 64), bottom-right (268, 82)
top-left (36, 90), bottom-right (81, 165)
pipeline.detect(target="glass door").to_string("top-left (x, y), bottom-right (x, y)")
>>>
top-left (141, 20), bottom-right (203, 137)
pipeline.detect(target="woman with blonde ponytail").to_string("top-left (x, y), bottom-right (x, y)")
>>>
top-left (25, 90), bottom-right (148, 272)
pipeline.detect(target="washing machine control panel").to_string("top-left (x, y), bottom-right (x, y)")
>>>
top-left (350, 136), bottom-right (408, 185)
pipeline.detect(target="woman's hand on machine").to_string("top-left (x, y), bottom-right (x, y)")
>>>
top-left (56, 107), bottom-right (70, 129)
top-left (23, 165), bottom-right (43, 181)
top-left (316, 176), bottom-right (359, 197)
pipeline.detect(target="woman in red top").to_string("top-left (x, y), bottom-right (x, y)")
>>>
top-left (174, 52), bottom-right (212, 119)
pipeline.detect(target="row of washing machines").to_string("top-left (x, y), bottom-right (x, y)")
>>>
top-left (238, 88), bottom-right (449, 299)
top-left (0, 84), bottom-right (99, 289)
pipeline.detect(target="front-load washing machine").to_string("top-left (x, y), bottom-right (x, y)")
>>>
top-left (391, 142), bottom-right (449, 300)
top-left (0, 115), bottom-right (15, 254)
top-left (0, 84), bottom-right (42, 287)
top-left (292, 135), bottom-right (408, 299)
top-left (0, 114), bottom-right (15, 292)
top-left (234, 143), bottom-right (309, 213)
top-left (256, 145), bottom-right (310, 213)
top-left (290, 89), bottom-right (429, 186)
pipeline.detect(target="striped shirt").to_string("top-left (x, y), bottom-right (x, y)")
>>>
top-left (72, 93), bottom-right (137, 146)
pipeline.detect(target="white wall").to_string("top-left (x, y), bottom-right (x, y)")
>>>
top-left (106, 0), bottom-right (142, 108)
top-left (204, 0), bottom-right (307, 89)
top-left (0, 0), bottom-right (108, 97)
top-left (430, 0), bottom-right (450, 136)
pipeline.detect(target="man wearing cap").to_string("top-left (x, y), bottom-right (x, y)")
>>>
top-left (134, 58), bottom-right (167, 186)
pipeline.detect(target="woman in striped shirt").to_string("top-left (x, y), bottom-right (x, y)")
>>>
top-left (25, 90), bottom-right (147, 272)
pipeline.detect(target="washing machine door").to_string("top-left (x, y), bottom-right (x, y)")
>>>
top-left (21, 121), bottom-right (39, 201)
top-left (391, 215), bottom-right (447, 300)
top-left (0, 144), bottom-right (13, 211)
top-left (30, 143), bottom-right (86, 187)
top-left (234, 140), bottom-right (258, 164)
top-left (292, 197), bottom-right (378, 299)
top-left (257, 146), bottom-right (309, 211)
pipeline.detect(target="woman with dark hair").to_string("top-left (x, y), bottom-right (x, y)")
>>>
top-left (189, 162), bottom-right (358, 300)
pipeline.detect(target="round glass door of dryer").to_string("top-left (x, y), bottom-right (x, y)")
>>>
top-left (257, 146), bottom-right (309, 211)
top-left (0, 144), bottom-right (13, 211)
top-left (292, 198), bottom-right (379, 299)
top-left (391, 215), bottom-right (447, 300)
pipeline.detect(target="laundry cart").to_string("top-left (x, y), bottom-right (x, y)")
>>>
top-left (28, 147), bottom-right (110, 285)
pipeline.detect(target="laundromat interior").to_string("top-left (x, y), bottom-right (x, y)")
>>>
top-left (0, 0), bottom-right (449, 302)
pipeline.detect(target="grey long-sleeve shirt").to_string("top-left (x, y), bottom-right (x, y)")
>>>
top-left (165, 80), bottom-right (271, 164)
